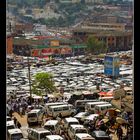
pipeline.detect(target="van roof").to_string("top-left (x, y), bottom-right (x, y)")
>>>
top-left (44, 120), bottom-right (58, 126)
top-left (29, 128), bottom-right (51, 133)
top-left (75, 133), bottom-right (95, 140)
top-left (50, 104), bottom-right (72, 108)
top-left (7, 120), bottom-right (15, 126)
top-left (28, 109), bottom-right (41, 113)
top-left (8, 128), bottom-right (22, 134)
top-left (86, 101), bottom-right (108, 105)
top-left (65, 117), bottom-right (79, 123)
top-left (45, 102), bottom-right (67, 106)
top-left (95, 104), bottom-right (112, 107)
top-left (46, 135), bottom-right (63, 139)
top-left (70, 124), bottom-right (84, 129)
top-left (35, 128), bottom-right (51, 133)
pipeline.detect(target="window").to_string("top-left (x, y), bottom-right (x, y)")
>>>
top-left (63, 106), bottom-right (69, 111)
top-left (54, 108), bottom-right (62, 111)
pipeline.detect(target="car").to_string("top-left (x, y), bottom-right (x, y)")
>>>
top-left (91, 130), bottom-right (111, 140)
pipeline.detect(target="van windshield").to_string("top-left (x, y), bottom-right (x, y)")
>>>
top-left (7, 125), bottom-right (15, 130)
top-left (28, 113), bottom-right (37, 117)
top-left (75, 129), bottom-right (87, 133)
top-left (40, 132), bottom-right (51, 139)
top-left (69, 122), bottom-right (79, 126)
top-left (44, 125), bottom-right (54, 131)
top-left (11, 133), bottom-right (23, 140)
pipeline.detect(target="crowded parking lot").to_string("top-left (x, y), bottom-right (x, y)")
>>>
top-left (7, 51), bottom-right (133, 140)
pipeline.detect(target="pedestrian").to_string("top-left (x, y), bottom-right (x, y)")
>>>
top-left (13, 117), bottom-right (17, 127)
top-left (116, 126), bottom-right (123, 140)
top-left (17, 121), bottom-right (21, 129)
top-left (19, 106), bottom-right (23, 117)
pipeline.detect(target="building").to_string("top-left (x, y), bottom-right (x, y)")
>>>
top-left (59, 0), bottom-right (81, 3)
top-left (85, 0), bottom-right (103, 4)
top-left (72, 23), bottom-right (132, 52)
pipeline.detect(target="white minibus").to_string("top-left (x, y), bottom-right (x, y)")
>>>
top-left (27, 109), bottom-right (44, 126)
top-left (75, 133), bottom-right (95, 140)
top-left (46, 135), bottom-right (64, 140)
top-left (68, 125), bottom-right (88, 140)
top-left (44, 120), bottom-right (60, 134)
top-left (49, 104), bottom-right (76, 118)
top-left (63, 117), bottom-right (79, 130)
top-left (7, 128), bottom-right (23, 140)
top-left (85, 101), bottom-right (109, 113)
top-left (27, 128), bottom-right (51, 140)
top-left (45, 102), bottom-right (67, 116)
top-left (94, 104), bottom-right (112, 114)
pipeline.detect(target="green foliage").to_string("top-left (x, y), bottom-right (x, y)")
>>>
top-left (86, 35), bottom-right (107, 55)
top-left (32, 72), bottom-right (56, 95)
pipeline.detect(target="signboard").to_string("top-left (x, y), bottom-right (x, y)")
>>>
top-left (31, 49), bottom-right (40, 57)
top-left (50, 40), bottom-right (59, 47)
top-left (41, 48), bottom-right (53, 56)
top-left (104, 55), bottom-right (120, 77)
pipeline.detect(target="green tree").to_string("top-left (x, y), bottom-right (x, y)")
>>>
top-left (32, 72), bottom-right (56, 95)
top-left (86, 35), bottom-right (107, 55)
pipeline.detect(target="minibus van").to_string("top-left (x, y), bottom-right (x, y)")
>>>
top-left (27, 128), bottom-right (51, 140)
top-left (68, 125), bottom-right (88, 140)
top-left (75, 133), bottom-right (95, 140)
top-left (85, 101), bottom-right (109, 113)
top-left (94, 104), bottom-right (112, 114)
top-left (45, 102), bottom-right (67, 116)
top-left (46, 135), bottom-right (64, 140)
top-left (7, 128), bottom-right (23, 140)
top-left (63, 117), bottom-right (79, 130)
top-left (75, 100), bottom-right (98, 111)
top-left (49, 104), bottom-right (76, 118)
top-left (27, 109), bottom-right (44, 126)
top-left (44, 120), bottom-right (60, 134)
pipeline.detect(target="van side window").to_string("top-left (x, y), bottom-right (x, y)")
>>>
top-left (54, 108), bottom-right (62, 111)
top-left (63, 107), bottom-right (69, 111)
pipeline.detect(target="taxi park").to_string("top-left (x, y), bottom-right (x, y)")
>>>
top-left (7, 51), bottom-right (133, 140)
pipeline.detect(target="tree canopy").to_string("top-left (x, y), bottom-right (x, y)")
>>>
top-left (86, 35), bottom-right (107, 55)
top-left (32, 72), bottom-right (56, 95)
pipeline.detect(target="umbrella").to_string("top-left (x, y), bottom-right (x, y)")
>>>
top-left (116, 117), bottom-right (129, 124)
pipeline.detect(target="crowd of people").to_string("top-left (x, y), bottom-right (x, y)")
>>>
top-left (7, 92), bottom-right (133, 140)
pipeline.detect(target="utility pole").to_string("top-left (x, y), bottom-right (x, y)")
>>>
top-left (27, 55), bottom-right (32, 105)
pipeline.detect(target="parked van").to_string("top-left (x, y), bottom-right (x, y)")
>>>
top-left (85, 101), bottom-right (109, 113)
top-left (7, 128), bottom-right (23, 140)
top-left (45, 102), bottom-right (67, 116)
top-left (49, 104), bottom-right (76, 118)
top-left (94, 104), bottom-right (112, 114)
top-left (27, 128), bottom-right (51, 140)
top-left (75, 100), bottom-right (98, 111)
top-left (63, 117), bottom-right (79, 130)
top-left (46, 135), bottom-right (64, 140)
top-left (75, 133), bottom-right (95, 140)
top-left (99, 97), bottom-right (114, 102)
top-left (44, 120), bottom-right (60, 134)
top-left (68, 125), bottom-right (88, 140)
top-left (7, 121), bottom-right (15, 131)
top-left (27, 109), bottom-right (44, 126)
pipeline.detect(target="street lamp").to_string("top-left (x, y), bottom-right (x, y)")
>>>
top-left (26, 50), bottom-right (32, 105)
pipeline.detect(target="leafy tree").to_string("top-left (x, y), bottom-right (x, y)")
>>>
top-left (86, 35), bottom-right (107, 55)
top-left (32, 72), bottom-right (56, 95)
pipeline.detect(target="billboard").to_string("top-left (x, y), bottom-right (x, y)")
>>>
top-left (50, 40), bottom-right (59, 47)
top-left (104, 55), bottom-right (120, 77)
top-left (31, 49), bottom-right (41, 57)
top-left (7, 37), bottom-right (13, 54)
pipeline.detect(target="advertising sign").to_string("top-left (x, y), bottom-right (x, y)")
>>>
top-left (41, 48), bottom-right (53, 56)
top-left (50, 40), bottom-right (59, 47)
top-left (104, 55), bottom-right (120, 77)
top-left (31, 49), bottom-right (40, 57)
top-left (104, 56), bottom-right (113, 76)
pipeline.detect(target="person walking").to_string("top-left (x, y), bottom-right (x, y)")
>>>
top-left (13, 117), bottom-right (17, 127)
top-left (116, 125), bottom-right (123, 140)
top-left (17, 121), bottom-right (21, 129)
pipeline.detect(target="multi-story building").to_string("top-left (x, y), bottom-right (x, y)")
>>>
top-left (59, 0), bottom-right (81, 3)
top-left (72, 23), bottom-right (132, 52)
top-left (85, 0), bottom-right (103, 4)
